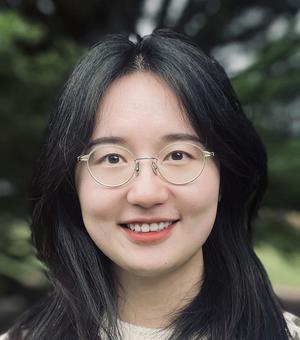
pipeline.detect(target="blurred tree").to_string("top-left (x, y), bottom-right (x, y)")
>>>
top-left (0, 10), bottom-right (84, 218)
top-left (0, 11), bottom-right (84, 329)
top-left (0, 0), bottom-right (300, 331)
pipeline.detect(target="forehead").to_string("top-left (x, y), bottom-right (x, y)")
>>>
top-left (92, 72), bottom-right (199, 149)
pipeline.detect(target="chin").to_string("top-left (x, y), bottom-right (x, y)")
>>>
top-left (123, 266), bottom-right (174, 279)
top-left (114, 256), bottom-right (187, 279)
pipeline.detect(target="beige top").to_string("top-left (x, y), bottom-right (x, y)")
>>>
top-left (112, 319), bottom-right (173, 340)
top-left (1, 311), bottom-right (299, 339)
top-left (113, 313), bottom-right (300, 339)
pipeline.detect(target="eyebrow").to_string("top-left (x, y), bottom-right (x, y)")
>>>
top-left (161, 133), bottom-right (201, 144)
top-left (87, 136), bottom-right (127, 149)
top-left (87, 133), bottom-right (202, 149)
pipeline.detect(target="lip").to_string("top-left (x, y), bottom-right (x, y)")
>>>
top-left (120, 220), bottom-right (178, 245)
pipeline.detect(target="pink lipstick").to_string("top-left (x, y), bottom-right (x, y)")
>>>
top-left (121, 221), bottom-right (178, 244)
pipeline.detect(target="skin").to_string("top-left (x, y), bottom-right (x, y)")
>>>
top-left (76, 72), bottom-right (220, 328)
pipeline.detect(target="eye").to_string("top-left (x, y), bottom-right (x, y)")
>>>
top-left (103, 153), bottom-right (124, 164)
top-left (166, 150), bottom-right (191, 161)
top-left (170, 151), bottom-right (184, 160)
top-left (90, 145), bottom-right (132, 167)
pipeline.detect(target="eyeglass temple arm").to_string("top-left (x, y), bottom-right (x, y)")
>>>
top-left (77, 155), bottom-right (89, 162)
top-left (203, 151), bottom-right (214, 157)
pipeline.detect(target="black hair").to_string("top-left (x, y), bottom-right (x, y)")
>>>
top-left (9, 29), bottom-right (290, 339)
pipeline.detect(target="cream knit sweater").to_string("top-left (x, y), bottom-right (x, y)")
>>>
top-left (1, 311), bottom-right (299, 339)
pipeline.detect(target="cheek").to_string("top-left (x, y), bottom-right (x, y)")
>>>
top-left (79, 188), bottom-right (119, 224)
top-left (186, 183), bottom-right (219, 212)
top-left (178, 165), bottom-right (220, 233)
top-left (76, 167), bottom-right (121, 224)
top-left (77, 185), bottom-right (121, 252)
top-left (182, 165), bottom-right (220, 210)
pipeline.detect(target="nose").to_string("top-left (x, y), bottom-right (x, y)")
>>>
top-left (126, 159), bottom-right (169, 208)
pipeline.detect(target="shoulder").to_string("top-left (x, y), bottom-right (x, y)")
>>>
top-left (284, 311), bottom-right (300, 339)
top-left (0, 333), bottom-right (8, 340)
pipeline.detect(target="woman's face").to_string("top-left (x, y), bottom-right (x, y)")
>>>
top-left (76, 72), bottom-right (220, 278)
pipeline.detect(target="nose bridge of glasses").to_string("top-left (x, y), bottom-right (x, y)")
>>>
top-left (135, 157), bottom-right (158, 176)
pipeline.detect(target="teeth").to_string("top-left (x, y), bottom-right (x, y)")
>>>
top-left (159, 222), bottom-right (167, 230)
top-left (134, 225), bottom-right (141, 232)
top-left (128, 221), bottom-right (174, 233)
top-left (141, 224), bottom-right (150, 232)
top-left (150, 223), bottom-right (158, 231)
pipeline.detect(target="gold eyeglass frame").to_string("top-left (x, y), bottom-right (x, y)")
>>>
top-left (77, 142), bottom-right (214, 188)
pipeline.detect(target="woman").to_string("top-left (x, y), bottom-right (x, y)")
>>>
top-left (3, 29), bottom-right (300, 339)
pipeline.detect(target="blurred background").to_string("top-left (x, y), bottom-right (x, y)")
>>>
top-left (0, 0), bottom-right (300, 332)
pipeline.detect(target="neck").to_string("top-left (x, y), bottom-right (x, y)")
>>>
top-left (114, 250), bottom-right (204, 329)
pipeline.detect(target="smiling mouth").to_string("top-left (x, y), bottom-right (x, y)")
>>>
top-left (119, 220), bottom-right (179, 233)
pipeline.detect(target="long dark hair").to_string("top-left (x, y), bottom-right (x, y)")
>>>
top-left (10, 29), bottom-right (290, 339)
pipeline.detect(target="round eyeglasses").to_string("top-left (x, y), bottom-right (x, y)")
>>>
top-left (77, 142), bottom-right (214, 187)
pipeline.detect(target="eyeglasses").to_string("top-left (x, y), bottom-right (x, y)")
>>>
top-left (77, 142), bottom-right (214, 187)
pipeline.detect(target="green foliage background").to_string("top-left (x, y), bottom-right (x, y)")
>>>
top-left (0, 0), bottom-right (299, 330)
